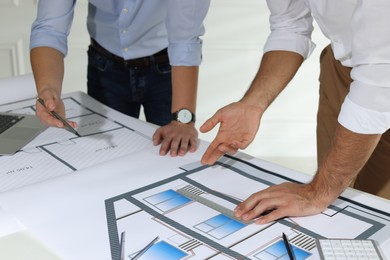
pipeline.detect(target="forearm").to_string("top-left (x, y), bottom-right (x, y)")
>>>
top-left (310, 124), bottom-right (381, 205)
top-left (30, 47), bottom-right (65, 97)
top-left (241, 51), bottom-right (303, 111)
top-left (31, 47), bottom-right (75, 127)
top-left (171, 66), bottom-right (198, 114)
top-left (154, 66), bottom-right (199, 156)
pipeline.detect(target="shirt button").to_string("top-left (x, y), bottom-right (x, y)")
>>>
top-left (123, 8), bottom-right (128, 14)
top-left (123, 48), bottom-right (128, 52)
top-left (329, 35), bottom-right (338, 43)
top-left (122, 29), bottom-right (127, 34)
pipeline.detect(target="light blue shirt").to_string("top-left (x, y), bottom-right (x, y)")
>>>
top-left (30, 0), bottom-right (210, 66)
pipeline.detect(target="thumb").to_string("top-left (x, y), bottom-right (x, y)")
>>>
top-left (200, 113), bottom-right (220, 133)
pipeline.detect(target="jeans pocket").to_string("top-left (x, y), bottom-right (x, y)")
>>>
top-left (87, 47), bottom-right (111, 72)
top-left (154, 62), bottom-right (172, 74)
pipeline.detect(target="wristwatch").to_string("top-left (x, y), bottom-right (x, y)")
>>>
top-left (172, 108), bottom-right (195, 124)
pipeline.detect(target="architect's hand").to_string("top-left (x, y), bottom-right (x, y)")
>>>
top-left (234, 182), bottom-right (330, 224)
top-left (35, 88), bottom-right (77, 129)
top-left (153, 121), bottom-right (198, 157)
top-left (234, 123), bottom-right (383, 225)
top-left (200, 102), bottom-right (262, 165)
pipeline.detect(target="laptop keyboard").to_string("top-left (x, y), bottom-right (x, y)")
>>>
top-left (0, 114), bottom-right (24, 134)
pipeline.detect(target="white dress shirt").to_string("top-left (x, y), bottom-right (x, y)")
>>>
top-left (30, 0), bottom-right (210, 66)
top-left (264, 0), bottom-right (390, 134)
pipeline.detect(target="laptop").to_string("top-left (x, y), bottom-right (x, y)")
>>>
top-left (0, 112), bottom-right (47, 155)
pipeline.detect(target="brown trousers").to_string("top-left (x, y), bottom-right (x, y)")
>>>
top-left (317, 45), bottom-right (390, 200)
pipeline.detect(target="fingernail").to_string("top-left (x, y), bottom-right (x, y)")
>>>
top-left (257, 218), bottom-right (265, 225)
top-left (242, 214), bottom-right (248, 220)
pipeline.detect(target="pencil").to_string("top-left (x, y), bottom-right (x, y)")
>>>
top-left (282, 232), bottom-right (296, 260)
top-left (36, 97), bottom-right (80, 136)
top-left (120, 231), bottom-right (125, 260)
top-left (132, 236), bottom-right (159, 260)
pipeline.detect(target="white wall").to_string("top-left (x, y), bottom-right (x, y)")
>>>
top-left (0, 0), bottom-right (328, 175)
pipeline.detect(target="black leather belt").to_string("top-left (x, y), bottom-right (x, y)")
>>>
top-left (90, 38), bottom-right (169, 68)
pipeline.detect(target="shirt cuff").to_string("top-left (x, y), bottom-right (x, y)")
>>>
top-left (263, 31), bottom-right (316, 60)
top-left (168, 43), bottom-right (202, 66)
top-left (30, 31), bottom-right (68, 56)
top-left (338, 96), bottom-right (390, 134)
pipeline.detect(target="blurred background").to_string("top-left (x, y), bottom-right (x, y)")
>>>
top-left (0, 0), bottom-right (329, 175)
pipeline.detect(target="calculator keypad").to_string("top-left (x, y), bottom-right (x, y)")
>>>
top-left (317, 239), bottom-right (383, 260)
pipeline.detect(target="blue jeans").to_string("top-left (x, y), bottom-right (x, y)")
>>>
top-left (87, 46), bottom-right (172, 126)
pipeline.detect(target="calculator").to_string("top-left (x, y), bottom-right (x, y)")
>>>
top-left (316, 238), bottom-right (385, 260)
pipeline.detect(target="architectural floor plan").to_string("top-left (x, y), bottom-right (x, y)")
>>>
top-left (105, 156), bottom-right (390, 260)
top-left (0, 94), bottom-right (153, 193)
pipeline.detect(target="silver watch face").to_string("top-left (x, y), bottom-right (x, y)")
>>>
top-left (177, 109), bottom-right (192, 123)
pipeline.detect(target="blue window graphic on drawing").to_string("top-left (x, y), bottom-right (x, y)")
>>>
top-left (255, 240), bottom-right (311, 259)
top-left (144, 189), bottom-right (191, 212)
top-left (195, 214), bottom-right (246, 239)
top-left (130, 241), bottom-right (187, 260)
top-left (144, 189), bottom-right (246, 240)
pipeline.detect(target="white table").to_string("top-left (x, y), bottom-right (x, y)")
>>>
top-left (1, 92), bottom-right (389, 260)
